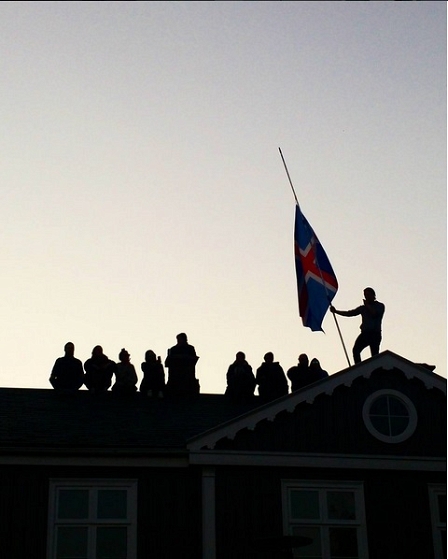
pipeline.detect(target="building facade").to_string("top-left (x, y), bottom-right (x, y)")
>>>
top-left (0, 351), bottom-right (445, 558)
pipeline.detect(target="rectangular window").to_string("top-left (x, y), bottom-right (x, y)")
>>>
top-left (282, 481), bottom-right (369, 559)
top-left (428, 484), bottom-right (447, 559)
top-left (47, 479), bottom-right (137, 559)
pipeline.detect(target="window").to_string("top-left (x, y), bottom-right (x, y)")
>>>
top-left (282, 481), bottom-right (369, 559)
top-left (47, 479), bottom-right (137, 559)
top-left (362, 389), bottom-right (417, 443)
top-left (429, 484), bottom-right (447, 559)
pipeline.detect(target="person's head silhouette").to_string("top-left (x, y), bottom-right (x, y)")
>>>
top-left (145, 350), bottom-right (157, 362)
top-left (119, 348), bottom-right (130, 363)
top-left (92, 345), bottom-right (103, 358)
top-left (264, 352), bottom-right (274, 364)
top-left (176, 333), bottom-right (188, 345)
top-left (64, 342), bottom-right (75, 357)
top-left (298, 354), bottom-right (309, 367)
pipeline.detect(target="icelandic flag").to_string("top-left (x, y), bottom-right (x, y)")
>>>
top-left (294, 204), bottom-right (338, 331)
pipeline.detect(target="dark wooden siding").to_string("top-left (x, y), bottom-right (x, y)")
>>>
top-left (137, 467), bottom-right (202, 558)
top-left (215, 466), bottom-right (283, 559)
top-left (363, 470), bottom-right (440, 559)
top-left (0, 465), bottom-right (48, 558)
top-left (0, 464), bottom-right (202, 559)
top-left (0, 462), bottom-right (444, 558)
top-left (214, 466), bottom-right (445, 559)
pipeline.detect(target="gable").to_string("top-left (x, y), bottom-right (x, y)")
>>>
top-left (188, 351), bottom-right (446, 460)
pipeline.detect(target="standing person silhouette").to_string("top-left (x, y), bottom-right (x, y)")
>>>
top-left (330, 287), bottom-right (385, 364)
top-left (165, 333), bottom-right (199, 396)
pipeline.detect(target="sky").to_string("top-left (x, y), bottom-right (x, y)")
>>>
top-left (1, 1), bottom-right (446, 393)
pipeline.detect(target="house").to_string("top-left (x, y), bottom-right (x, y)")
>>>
top-left (0, 350), bottom-right (445, 558)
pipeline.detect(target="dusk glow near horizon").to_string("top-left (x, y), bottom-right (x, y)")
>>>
top-left (1, 1), bottom-right (446, 393)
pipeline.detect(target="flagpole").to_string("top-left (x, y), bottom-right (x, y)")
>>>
top-left (278, 147), bottom-right (352, 367)
top-left (330, 310), bottom-right (351, 367)
top-left (278, 147), bottom-right (300, 207)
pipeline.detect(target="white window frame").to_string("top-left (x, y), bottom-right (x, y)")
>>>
top-left (281, 480), bottom-right (369, 558)
top-left (362, 389), bottom-right (418, 443)
top-left (47, 478), bottom-right (137, 559)
top-left (428, 484), bottom-right (446, 559)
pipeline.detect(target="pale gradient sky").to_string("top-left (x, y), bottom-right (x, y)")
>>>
top-left (1, 1), bottom-right (446, 393)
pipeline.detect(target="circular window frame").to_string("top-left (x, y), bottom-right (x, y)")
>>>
top-left (362, 389), bottom-right (417, 444)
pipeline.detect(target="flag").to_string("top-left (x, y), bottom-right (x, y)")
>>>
top-left (294, 204), bottom-right (338, 331)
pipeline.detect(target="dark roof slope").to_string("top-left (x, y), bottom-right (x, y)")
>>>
top-left (1, 352), bottom-right (445, 459)
top-left (0, 389), bottom-right (261, 454)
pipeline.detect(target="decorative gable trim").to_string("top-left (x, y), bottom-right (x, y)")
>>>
top-left (187, 351), bottom-right (446, 451)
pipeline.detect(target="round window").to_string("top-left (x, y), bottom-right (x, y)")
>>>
top-left (362, 390), bottom-right (417, 443)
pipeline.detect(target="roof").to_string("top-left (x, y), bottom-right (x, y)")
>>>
top-left (0, 388), bottom-right (261, 455)
top-left (0, 351), bottom-right (445, 460)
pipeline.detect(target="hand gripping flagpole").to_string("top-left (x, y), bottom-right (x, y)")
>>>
top-left (278, 147), bottom-right (351, 367)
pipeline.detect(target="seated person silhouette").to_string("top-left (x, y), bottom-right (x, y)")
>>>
top-left (287, 353), bottom-right (321, 392)
top-left (256, 352), bottom-right (288, 403)
top-left (225, 351), bottom-right (256, 402)
top-left (165, 333), bottom-right (199, 397)
top-left (309, 357), bottom-right (329, 379)
top-left (140, 350), bottom-right (165, 398)
top-left (84, 345), bottom-right (116, 394)
top-left (112, 348), bottom-right (138, 396)
top-left (49, 342), bottom-right (84, 393)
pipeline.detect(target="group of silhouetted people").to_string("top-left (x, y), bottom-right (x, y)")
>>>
top-left (225, 351), bottom-right (328, 403)
top-left (50, 286), bottom-right (386, 401)
top-left (49, 333), bottom-right (199, 398)
top-left (49, 338), bottom-right (327, 403)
